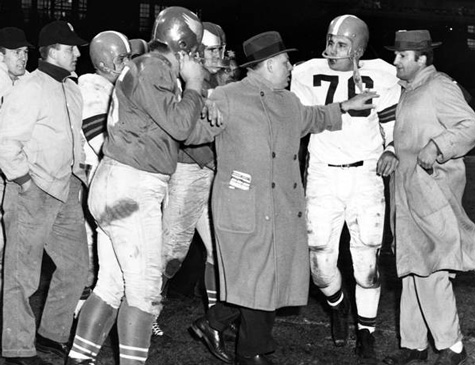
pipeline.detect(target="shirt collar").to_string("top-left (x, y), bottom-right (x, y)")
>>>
top-left (399, 65), bottom-right (437, 91)
top-left (38, 59), bottom-right (73, 82)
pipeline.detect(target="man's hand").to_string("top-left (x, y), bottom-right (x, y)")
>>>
top-left (417, 140), bottom-right (439, 172)
top-left (201, 99), bottom-right (223, 127)
top-left (376, 150), bottom-right (398, 177)
top-left (340, 90), bottom-right (379, 112)
top-left (179, 52), bottom-right (205, 92)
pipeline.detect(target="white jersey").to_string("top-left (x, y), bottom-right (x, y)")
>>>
top-left (291, 58), bottom-right (400, 165)
top-left (78, 73), bottom-right (114, 181)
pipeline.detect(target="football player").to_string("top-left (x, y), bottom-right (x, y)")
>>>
top-left (291, 14), bottom-right (400, 364)
top-left (66, 7), bottom-right (205, 365)
top-left (74, 30), bottom-right (132, 314)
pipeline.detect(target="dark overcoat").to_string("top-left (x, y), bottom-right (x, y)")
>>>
top-left (188, 71), bottom-right (342, 310)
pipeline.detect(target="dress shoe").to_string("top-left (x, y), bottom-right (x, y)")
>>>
top-left (190, 317), bottom-right (232, 363)
top-left (383, 347), bottom-right (428, 364)
top-left (235, 354), bottom-right (273, 365)
top-left (36, 334), bottom-right (69, 358)
top-left (4, 356), bottom-right (52, 365)
top-left (434, 347), bottom-right (468, 365)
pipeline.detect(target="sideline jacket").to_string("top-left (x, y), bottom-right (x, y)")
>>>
top-left (186, 70), bottom-right (343, 310)
top-left (103, 52), bottom-right (204, 175)
top-left (0, 62), bottom-right (29, 107)
top-left (0, 60), bottom-right (86, 202)
top-left (392, 65), bottom-right (475, 277)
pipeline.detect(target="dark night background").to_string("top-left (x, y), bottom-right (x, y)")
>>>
top-left (1, 0), bottom-right (475, 94)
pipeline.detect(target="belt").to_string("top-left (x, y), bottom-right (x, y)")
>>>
top-left (328, 161), bottom-right (364, 168)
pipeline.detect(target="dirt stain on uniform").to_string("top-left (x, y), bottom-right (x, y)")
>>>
top-left (98, 199), bottom-right (139, 225)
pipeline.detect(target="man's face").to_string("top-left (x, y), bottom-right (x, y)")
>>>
top-left (1, 47), bottom-right (28, 80)
top-left (52, 44), bottom-right (81, 72)
top-left (269, 53), bottom-right (293, 89)
top-left (325, 35), bottom-right (354, 72)
top-left (393, 50), bottom-right (422, 82)
top-left (203, 44), bottom-right (223, 74)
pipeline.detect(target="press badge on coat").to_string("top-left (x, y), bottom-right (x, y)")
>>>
top-left (229, 170), bottom-right (252, 190)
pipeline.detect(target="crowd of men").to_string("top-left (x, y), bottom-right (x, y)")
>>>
top-left (0, 5), bottom-right (474, 365)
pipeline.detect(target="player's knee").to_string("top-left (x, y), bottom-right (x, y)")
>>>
top-left (355, 267), bottom-right (381, 289)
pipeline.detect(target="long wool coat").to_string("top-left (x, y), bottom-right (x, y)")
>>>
top-left (188, 71), bottom-right (342, 310)
top-left (391, 65), bottom-right (475, 278)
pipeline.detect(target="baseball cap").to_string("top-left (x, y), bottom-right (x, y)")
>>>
top-left (0, 27), bottom-right (33, 49)
top-left (38, 20), bottom-right (88, 47)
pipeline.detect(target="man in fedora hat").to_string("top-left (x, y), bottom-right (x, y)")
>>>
top-left (187, 30), bottom-right (377, 365)
top-left (0, 20), bottom-right (89, 365)
top-left (382, 30), bottom-right (475, 365)
top-left (291, 15), bottom-right (401, 364)
top-left (0, 26), bottom-right (33, 300)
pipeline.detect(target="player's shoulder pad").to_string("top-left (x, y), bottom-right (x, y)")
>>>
top-left (292, 59), bottom-right (328, 85)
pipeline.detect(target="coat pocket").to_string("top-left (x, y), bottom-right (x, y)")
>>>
top-left (214, 181), bottom-right (256, 234)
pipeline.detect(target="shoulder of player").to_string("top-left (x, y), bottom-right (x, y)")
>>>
top-left (292, 58), bottom-right (328, 75)
top-left (360, 58), bottom-right (399, 87)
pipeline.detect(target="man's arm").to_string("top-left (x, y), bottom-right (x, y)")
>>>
top-left (429, 76), bottom-right (475, 163)
top-left (300, 90), bottom-right (379, 136)
top-left (123, 55), bottom-right (205, 141)
top-left (0, 81), bottom-right (40, 184)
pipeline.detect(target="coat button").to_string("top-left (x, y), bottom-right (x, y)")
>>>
top-left (272, 182), bottom-right (275, 188)
top-left (297, 211), bottom-right (302, 218)
top-left (265, 215), bottom-right (270, 221)
top-left (272, 152), bottom-right (276, 158)
top-left (293, 154), bottom-right (297, 160)
top-left (260, 91), bottom-right (264, 96)
top-left (293, 183), bottom-right (297, 189)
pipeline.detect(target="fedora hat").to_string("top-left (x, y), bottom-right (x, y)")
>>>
top-left (240, 31), bottom-right (297, 68)
top-left (0, 27), bottom-right (33, 49)
top-left (385, 30), bottom-right (441, 51)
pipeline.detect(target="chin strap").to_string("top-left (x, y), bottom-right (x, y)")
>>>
top-left (322, 49), bottom-right (364, 93)
top-left (353, 57), bottom-right (364, 93)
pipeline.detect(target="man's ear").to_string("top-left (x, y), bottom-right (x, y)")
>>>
top-left (266, 58), bottom-right (273, 72)
top-left (48, 47), bottom-right (57, 61)
top-left (98, 61), bottom-right (110, 74)
top-left (417, 54), bottom-right (427, 66)
top-left (0, 53), bottom-right (4, 63)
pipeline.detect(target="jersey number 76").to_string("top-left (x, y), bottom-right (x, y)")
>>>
top-left (313, 74), bottom-right (374, 117)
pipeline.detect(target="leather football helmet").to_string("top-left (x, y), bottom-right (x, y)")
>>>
top-left (129, 38), bottom-right (149, 58)
top-left (322, 14), bottom-right (369, 60)
top-left (202, 22), bottom-right (226, 58)
top-left (89, 30), bottom-right (131, 73)
top-left (151, 6), bottom-right (203, 55)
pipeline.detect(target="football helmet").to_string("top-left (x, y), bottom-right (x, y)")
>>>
top-left (129, 38), bottom-right (149, 58)
top-left (322, 14), bottom-right (369, 60)
top-left (202, 22), bottom-right (226, 58)
top-left (201, 22), bottom-right (226, 72)
top-left (151, 6), bottom-right (203, 55)
top-left (89, 30), bottom-right (131, 74)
